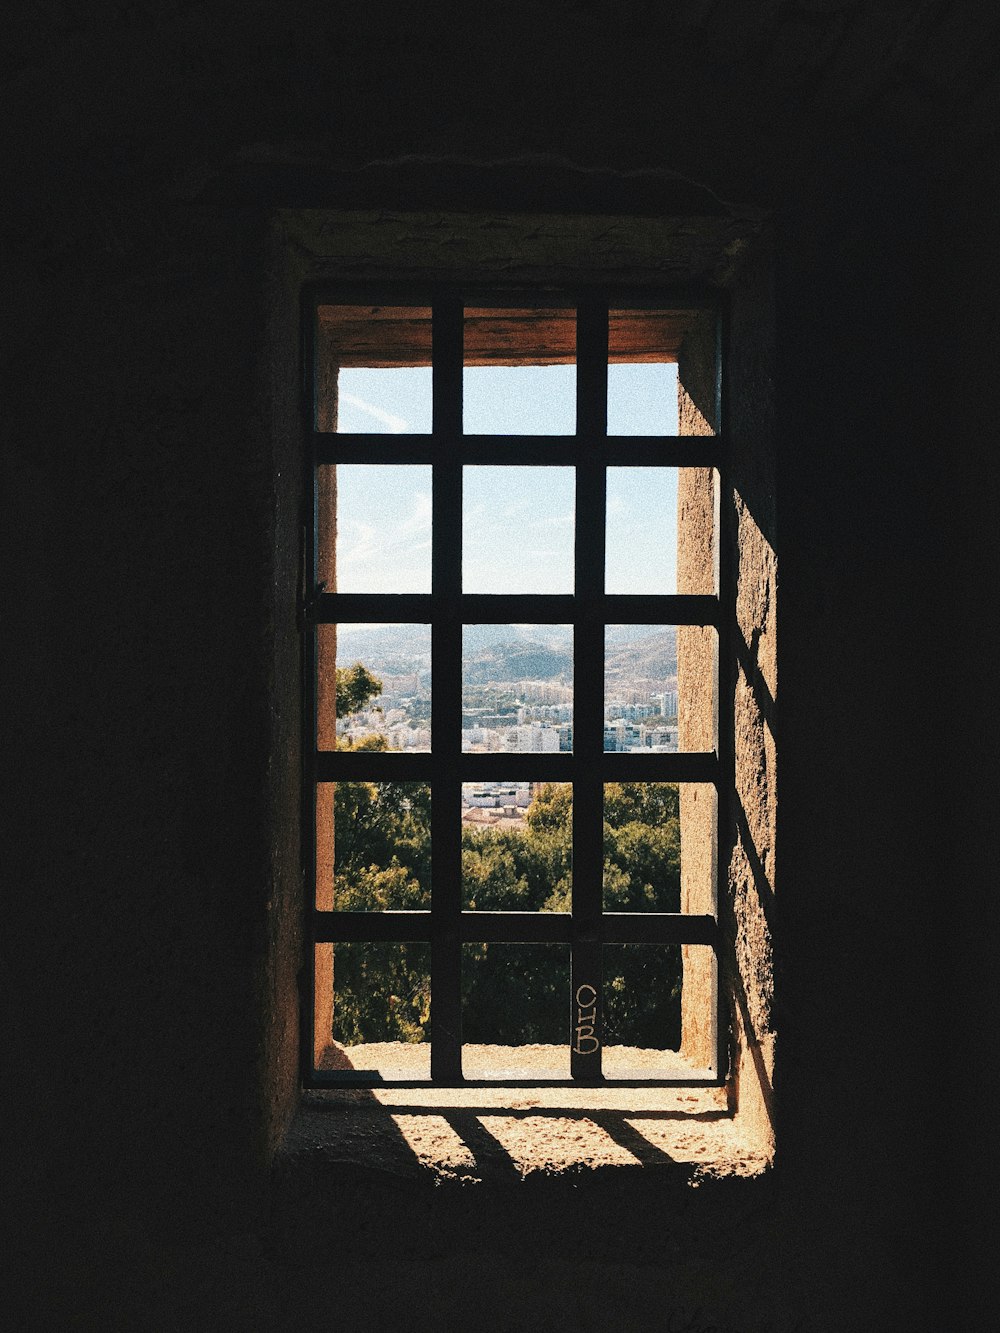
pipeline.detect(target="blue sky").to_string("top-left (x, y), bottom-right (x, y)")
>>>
top-left (334, 362), bottom-right (679, 596)
top-left (336, 362), bottom-right (679, 436)
top-left (335, 464), bottom-right (433, 593)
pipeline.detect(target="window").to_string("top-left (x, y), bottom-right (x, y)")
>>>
top-left (303, 292), bottom-right (726, 1086)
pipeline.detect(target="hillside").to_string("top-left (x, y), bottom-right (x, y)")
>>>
top-left (338, 622), bottom-right (676, 684)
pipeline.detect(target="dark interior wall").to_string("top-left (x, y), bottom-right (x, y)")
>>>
top-left (3, 4), bottom-right (996, 1329)
top-left (776, 146), bottom-right (948, 1322)
top-left (928, 182), bottom-right (1000, 1328)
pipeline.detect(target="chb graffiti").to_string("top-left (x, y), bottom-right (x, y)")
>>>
top-left (573, 982), bottom-right (600, 1055)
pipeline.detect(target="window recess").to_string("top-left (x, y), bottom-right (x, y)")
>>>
top-left (304, 292), bottom-right (726, 1087)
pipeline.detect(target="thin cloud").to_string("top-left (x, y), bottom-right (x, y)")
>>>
top-left (339, 391), bottom-right (409, 433)
top-left (337, 490), bottom-right (433, 592)
top-left (398, 491), bottom-right (433, 534)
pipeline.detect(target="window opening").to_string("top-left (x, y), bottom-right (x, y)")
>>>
top-left (306, 294), bottom-right (723, 1085)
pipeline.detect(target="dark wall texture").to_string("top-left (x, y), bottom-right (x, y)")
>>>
top-left (3, 4), bottom-right (997, 1329)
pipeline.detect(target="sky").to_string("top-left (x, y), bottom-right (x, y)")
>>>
top-left (334, 361), bottom-right (680, 597)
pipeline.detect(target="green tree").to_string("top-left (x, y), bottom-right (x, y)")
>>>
top-left (327, 663), bottom-right (426, 1045)
top-left (332, 940), bottom-right (430, 1046)
top-left (332, 773), bottom-right (686, 1050)
top-left (335, 661), bottom-right (383, 718)
top-left (334, 780), bottom-right (431, 906)
top-left (331, 778), bottom-right (432, 1045)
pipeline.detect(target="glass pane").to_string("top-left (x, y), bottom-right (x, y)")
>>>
top-left (464, 307), bottom-right (575, 435)
top-left (462, 943), bottom-right (570, 1078)
top-left (325, 464), bottom-right (432, 593)
top-left (462, 624), bottom-right (572, 753)
top-left (314, 943), bottom-right (431, 1079)
top-left (608, 309), bottom-right (685, 436)
top-left (602, 944), bottom-right (716, 1079)
top-left (316, 781), bottom-right (431, 912)
top-left (315, 305), bottom-right (432, 433)
top-left (463, 466), bottom-right (575, 592)
top-left (321, 622), bottom-right (431, 751)
top-left (604, 624), bottom-right (718, 753)
top-left (462, 782), bottom-right (571, 912)
top-left (604, 782), bottom-right (675, 912)
top-left (604, 624), bottom-right (678, 753)
top-left (336, 368), bottom-right (433, 434)
top-left (606, 363), bottom-right (679, 435)
top-left (602, 781), bottom-right (716, 914)
top-left (605, 467), bottom-right (678, 594)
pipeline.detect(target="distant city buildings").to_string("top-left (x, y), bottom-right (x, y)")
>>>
top-left (464, 782), bottom-right (532, 809)
top-left (335, 640), bottom-right (678, 758)
top-left (603, 719), bottom-right (679, 752)
top-left (461, 781), bottom-right (533, 827)
top-left (461, 721), bottom-right (563, 752)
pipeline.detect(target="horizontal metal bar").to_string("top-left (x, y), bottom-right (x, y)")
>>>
top-left (310, 592), bottom-right (573, 624)
top-left (604, 437), bottom-right (722, 467)
top-left (601, 594), bottom-right (718, 626)
top-left (458, 438), bottom-right (618, 464)
top-left (309, 591), bottom-right (718, 626)
top-left (315, 593), bottom-right (434, 623)
top-left (450, 593), bottom-right (575, 622)
top-left (600, 751), bottom-right (719, 783)
top-left (445, 436), bottom-right (722, 469)
top-left (315, 435), bottom-right (434, 465)
top-left (314, 433), bottom-right (722, 468)
top-left (316, 751), bottom-right (436, 781)
top-left (312, 592), bottom-right (433, 623)
top-left (313, 911), bottom-right (432, 942)
top-left (315, 750), bottom-right (719, 784)
top-left (601, 913), bottom-right (717, 945)
top-left (312, 910), bottom-right (717, 946)
top-left (461, 912), bottom-right (571, 942)
top-left (308, 1073), bottom-right (728, 1090)
top-left (316, 750), bottom-right (572, 783)
top-left (458, 912), bottom-right (717, 945)
top-left (443, 753), bottom-right (575, 782)
top-left (457, 594), bottom-right (719, 627)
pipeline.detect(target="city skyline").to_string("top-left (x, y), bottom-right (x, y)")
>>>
top-left (333, 621), bottom-right (685, 757)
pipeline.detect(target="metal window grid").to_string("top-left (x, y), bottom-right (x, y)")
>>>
top-left (302, 287), bottom-right (729, 1087)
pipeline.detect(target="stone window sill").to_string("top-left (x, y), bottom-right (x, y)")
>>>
top-left (281, 1047), bottom-right (770, 1187)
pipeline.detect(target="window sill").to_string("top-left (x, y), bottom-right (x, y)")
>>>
top-left (283, 1046), bottom-right (770, 1187)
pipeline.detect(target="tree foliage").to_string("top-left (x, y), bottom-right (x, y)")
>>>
top-left (329, 780), bottom-right (684, 1050)
top-left (335, 661), bottom-right (383, 718)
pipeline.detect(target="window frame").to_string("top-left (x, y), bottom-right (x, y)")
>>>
top-left (301, 283), bottom-right (730, 1088)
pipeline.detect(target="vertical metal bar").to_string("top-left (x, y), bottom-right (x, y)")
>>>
top-left (431, 297), bottom-right (464, 1080)
top-left (571, 299), bottom-right (607, 1079)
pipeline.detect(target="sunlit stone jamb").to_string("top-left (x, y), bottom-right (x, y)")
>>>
top-left (677, 314), bottom-right (719, 1070)
top-left (313, 342), bottom-right (338, 1062)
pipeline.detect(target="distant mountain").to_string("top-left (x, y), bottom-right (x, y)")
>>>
top-left (463, 623), bottom-right (574, 652)
top-left (463, 638), bottom-right (573, 685)
top-left (336, 623), bottom-right (431, 672)
top-left (605, 627), bottom-right (677, 681)
top-left (337, 621), bottom-right (676, 684)
top-left (462, 623), bottom-right (529, 653)
top-left (604, 623), bottom-right (671, 648)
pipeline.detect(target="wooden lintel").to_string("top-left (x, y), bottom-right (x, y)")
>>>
top-left (316, 304), bottom-right (703, 367)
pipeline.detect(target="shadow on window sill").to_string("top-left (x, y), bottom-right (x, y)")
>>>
top-left (281, 1042), bottom-right (771, 1187)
